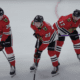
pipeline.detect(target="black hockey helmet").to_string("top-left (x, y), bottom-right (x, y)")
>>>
top-left (34, 15), bottom-right (44, 22)
top-left (73, 9), bottom-right (80, 18)
top-left (0, 8), bottom-right (4, 16)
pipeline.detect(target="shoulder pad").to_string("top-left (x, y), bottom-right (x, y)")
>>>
top-left (43, 26), bottom-right (48, 31)
top-left (3, 18), bottom-right (8, 22)
top-left (67, 18), bottom-right (71, 22)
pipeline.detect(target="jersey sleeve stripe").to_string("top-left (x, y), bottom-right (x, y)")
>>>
top-left (56, 22), bottom-right (70, 34)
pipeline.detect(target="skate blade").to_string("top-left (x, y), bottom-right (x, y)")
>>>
top-left (30, 70), bottom-right (35, 73)
top-left (30, 69), bottom-right (37, 73)
top-left (52, 73), bottom-right (59, 77)
top-left (11, 73), bottom-right (16, 78)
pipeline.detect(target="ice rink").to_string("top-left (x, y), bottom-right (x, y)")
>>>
top-left (0, 0), bottom-right (80, 80)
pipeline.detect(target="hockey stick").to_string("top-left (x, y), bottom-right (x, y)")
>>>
top-left (60, 34), bottom-right (80, 37)
top-left (0, 42), bottom-right (11, 65)
top-left (2, 50), bottom-right (11, 66)
top-left (33, 39), bottom-right (39, 80)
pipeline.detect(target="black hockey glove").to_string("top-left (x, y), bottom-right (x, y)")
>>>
top-left (0, 41), bottom-right (5, 51)
top-left (33, 33), bottom-right (40, 38)
top-left (33, 33), bottom-right (43, 41)
top-left (34, 50), bottom-right (42, 58)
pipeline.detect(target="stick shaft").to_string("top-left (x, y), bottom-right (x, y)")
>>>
top-left (60, 34), bottom-right (80, 37)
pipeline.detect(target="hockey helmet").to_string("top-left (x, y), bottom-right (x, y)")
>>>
top-left (73, 9), bottom-right (80, 18)
top-left (0, 8), bottom-right (4, 16)
top-left (34, 15), bottom-right (44, 22)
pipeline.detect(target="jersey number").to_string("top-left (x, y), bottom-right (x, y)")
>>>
top-left (45, 33), bottom-right (50, 37)
top-left (59, 21), bottom-right (65, 26)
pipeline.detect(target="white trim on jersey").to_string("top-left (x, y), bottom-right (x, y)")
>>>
top-left (3, 31), bottom-right (11, 35)
top-left (50, 55), bottom-right (58, 62)
top-left (56, 22), bottom-right (70, 35)
top-left (7, 53), bottom-right (14, 58)
top-left (56, 46), bottom-right (61, 52)
top-left (8, 56), bottom-right (15, 62)
top-left (7, 53), bottom-right (15, 62)
top-left (74, 43), bottom-right (80, 49)
top-left (42, 31), bottom-right (57, 44)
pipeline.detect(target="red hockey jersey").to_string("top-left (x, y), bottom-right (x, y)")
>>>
top-left (0, 15), bottom-right (11, 41)
top-left (31, 21), bottom-right (57, 51)
top-left (53, 14), bottom-right (80, 34)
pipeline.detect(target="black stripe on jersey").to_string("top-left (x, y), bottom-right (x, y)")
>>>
top-left (43, 31), bottom-right (57, 44)
top-left (56, 49), bottom-right (61, 52)
top-left (56, 22), bottom-right (70, 34)
top-left (56, 46), bottom-right (61, 52)
top-left (51, 57), bottom-right (57, 60)
top-left (8, 56), bottom-right (15, 59)
top-left (74, 44), bottom-right (80, 48)
top-left (51, 57), bottom-right (58, 62)
top-left (62, 28), bottom-right (70, 34)
top-left (74, 47), bottom-right (80, 49)
top-left (74, 45), bottom-right (80, 47)
top-left (58, 27), bottom-right (67, 34)
top-left (8, 56), bottom-right (15, 62)
top-left (50, 31), bottom-right (57, 42)
top-left (8, 59), bottom-right (15, 62)
top-left (56, 22), bottom-right (67, 34)
top-left (56, 46), bottom-right (61, 49)
top-left (8, 57), bottom-right (15, 61)
top-left (51, 59), bottom-right (58, 62)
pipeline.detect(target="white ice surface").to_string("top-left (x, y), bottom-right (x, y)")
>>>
top-left (0, 0), bottom-right (80, 80)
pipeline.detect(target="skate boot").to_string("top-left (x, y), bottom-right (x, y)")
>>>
top-left (58, 62), bottom-right (60, 66)
top-left (30, 63), bottom-right (38, 71)
top-left (77, 54), bottom-right (80, 61)
top-left (51, 66), bottom-right (59, 77)
top-left (10, 66), bottom-right (16, 77)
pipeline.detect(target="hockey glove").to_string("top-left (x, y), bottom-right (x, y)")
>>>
top-left (34, 50), bottom-right (42, 58)
top-left (0, 41), bottom-right (5, 51)
top-left (33, 33), bottom-right (43, 41)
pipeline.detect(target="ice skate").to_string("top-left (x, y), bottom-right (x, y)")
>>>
top-left (77, 54), bottom-right (80, 61)
top-left (30, 63), bottom-right (38, 72)
top-left (51, 66), bottom-right (59, 77)
top-left (10, 66), bottom-right (16, 77)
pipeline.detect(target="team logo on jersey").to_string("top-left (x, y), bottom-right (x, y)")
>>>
top-left (68, 28), bottom-right (76, 33)
top-left (67, 18), bottom-right (71, 22)
top-left (43, 26), bottom-right (47, 31)
top-left (31, 22), bottom-right (34, 25)
top-left (3, 18), bottom-right (8, 22)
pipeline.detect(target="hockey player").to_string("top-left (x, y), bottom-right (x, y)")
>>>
top-left (52, 9), bottom-right (80, 66)
top-left (30, 15), bottom-right (59, 76)
top-left (0, 8), bottom-right (15, 76)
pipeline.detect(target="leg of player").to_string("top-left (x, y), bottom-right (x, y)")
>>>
top-left (70, 30), bottom-right (80, 61)
top-left (5, 47), bottom-right (16, 76)
top-left (30, 49), bottom-right (42, 71)
top-left (54, 36), bottom-right (65, 58)
top-left (30, 39), bottom-right (42, 71)
top-left (47, 36), bottom-right (65, 76)
top-left (4, 35), bottom-right (16, 77)
top-left (48, 41), bottom-right (59, 76)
